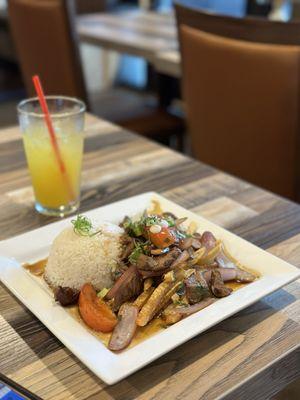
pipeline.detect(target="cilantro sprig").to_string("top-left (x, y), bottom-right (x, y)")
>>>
top-left (128, 240), bottom-right (150, 264)
top-left (71, 215), bottom-right (101, 237)
top-left (122, 214), bottom-right (175, 238)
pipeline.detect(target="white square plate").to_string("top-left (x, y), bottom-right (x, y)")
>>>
top-left (0, 192), bottom-right (299, 384)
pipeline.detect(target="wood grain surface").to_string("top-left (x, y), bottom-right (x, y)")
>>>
top-left (77, 11), bottom-right (178, 62)
top-left (0, 114), bottom-right (299, 399)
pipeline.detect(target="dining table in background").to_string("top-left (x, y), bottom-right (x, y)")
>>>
top-left (77, 4), bottom-right (300, 79)
top-left (77, 10), bottom-right (178, 63)
top-left (0, 113), bottom-right (299, 399)
top-left (77, 10), bottom-right (181, 108)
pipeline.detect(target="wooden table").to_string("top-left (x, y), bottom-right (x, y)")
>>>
top-left (0, 114), bottom-right (299, 399)
top-left (77, 10), bottom-right (178, 61)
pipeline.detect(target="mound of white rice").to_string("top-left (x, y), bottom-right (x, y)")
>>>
top-left (44, 222), bottom-right (124, 291)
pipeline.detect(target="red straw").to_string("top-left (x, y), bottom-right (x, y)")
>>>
top-left (32, 75), bottom-right (74, 201)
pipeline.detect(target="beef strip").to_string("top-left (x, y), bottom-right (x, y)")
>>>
top-left (136, 253), bottom-right (158, 271)
top-left (191, 239), bottom-right (202, 249)
top-left (138, 268), bottom-right (170, 278)
top-left (179, 237), bottom-right (193, 250)
top-left (120, 234), bottom-right (135, 260)
top-left (156, 247), bottom-right (182, 269)
top-left (55, 286), bottom-right (79, 306)
top-left (179, 237), bottom-right (202, 251)
top-left (136, 247), bottom-right (182, 272)
top-left (209, 269), bottom-right (232, 298)
top-left (106, 265), bottom-right (142, 310)
top-left (185, 272), bottom-right (211, 304)
top-left (170, 249), bottom-right (189, 268)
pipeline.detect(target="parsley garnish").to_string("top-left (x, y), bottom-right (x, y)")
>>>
top-left (164, 215), bottom-right (175, 227)
top-left (128, 240), bottom-right (150, 264)
top-left (71, 215), bottom-right (101, 237)
top-left (122, 216), bottom-right (144, 236)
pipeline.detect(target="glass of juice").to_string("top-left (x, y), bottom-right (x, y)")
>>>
top-left (18, 96), bottom-right (85, 217)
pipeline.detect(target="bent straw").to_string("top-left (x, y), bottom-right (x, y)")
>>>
top-left (32, 75), bottom-right (74, 201)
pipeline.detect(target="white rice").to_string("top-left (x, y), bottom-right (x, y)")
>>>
top-left (44, 222), bottom-right (124, 291)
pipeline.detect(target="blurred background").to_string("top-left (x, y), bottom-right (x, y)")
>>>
top-left (2, 0), bottom-right (300, 208)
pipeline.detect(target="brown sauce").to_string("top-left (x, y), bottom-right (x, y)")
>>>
top-left (225, 281), bottom-right (248, 291)
top-left (23, 258), bottom-right (47, 276)
top-left (68, 304), bottom-right (165, 349)
top-left (23, 258), bottom-right (255, 350)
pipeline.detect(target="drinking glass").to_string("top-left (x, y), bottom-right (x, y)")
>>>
top-left (18, 96), bottom-right (85, 217)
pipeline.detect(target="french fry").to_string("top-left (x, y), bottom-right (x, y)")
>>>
top-left (133, 287), bottom-right (155, 310)
top-left (189, 247), bottom-right (206, 266)
top-left (154, 269), bottom-right (195, 316)
top-left (137, 281), bottom-right (172, 326)
top-left (155, 281), bottom-right (182, 314)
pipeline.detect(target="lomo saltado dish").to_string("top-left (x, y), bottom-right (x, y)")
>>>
top-left (24, 202), bottom-right (258, 351)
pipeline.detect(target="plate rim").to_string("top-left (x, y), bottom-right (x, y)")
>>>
top-left (0, 191), bottom-right (299, 384)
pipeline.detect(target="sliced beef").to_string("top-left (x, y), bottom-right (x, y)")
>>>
top-left (55, 286), bottom-right (79, 306)
top-left (106, 265), bottom-right (142, 310)
top-left (191, 239), bottom-right (202, 249)
top-left (179, 237), bottom-right (202, 250)
top-left (185, 272), bottom-right (210, 304)
top-left (138, 268), bottom-right (170, 278)
top-left (209, 269), bottom-right (232, 298)
top-left (151, 247), bottom-right (170, 255)
top-left (136, 253), bottom-right (158, 271)
top-left (170, 249), bottom-right (189, 268)
top-left (201, 267), bottom-right (236, 283)
top-left (136, 247), bottom-right (182, 272)
top-left (120, 234), bottom-right (135, 260)
top-left (179, 237), bottom-right (193, 250)
top-left (156, 247), bottom-right (182, 269)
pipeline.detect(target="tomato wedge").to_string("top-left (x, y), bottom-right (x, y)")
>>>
top-left (148, 226), bottom-right (176, 248)
top-left (79, 283), bottom-right (117, 333)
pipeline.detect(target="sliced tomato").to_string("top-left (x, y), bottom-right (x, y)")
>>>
top-left (148, 227), bottom-right (176, 248)
top-left (79, 283), bottom-right (117, 333)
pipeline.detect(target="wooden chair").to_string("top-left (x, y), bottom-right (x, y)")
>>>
top-left (8, 0), bottom-right (89, 107)
top-left (175, 0), bottom-right (300, 201)
top-left (175, 0), bottom-right (300, 45)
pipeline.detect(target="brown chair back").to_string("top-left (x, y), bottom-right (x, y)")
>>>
top-left (178, 24), bottom-right (300, 200)
top-left (8, 0), bottom-right (88, 106)
top-left (175, 0), bottom-right (300, 45)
